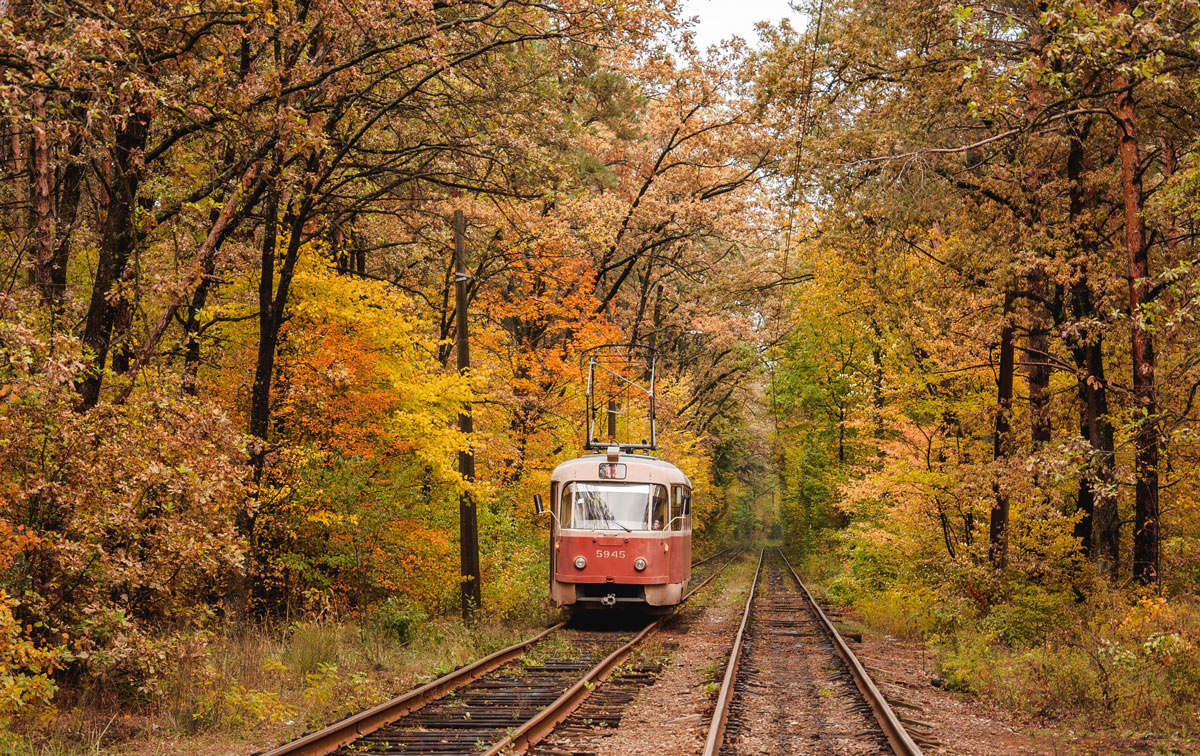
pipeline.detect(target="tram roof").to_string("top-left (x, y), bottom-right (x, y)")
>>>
top-left (550, 451), bottom-right (692, 488)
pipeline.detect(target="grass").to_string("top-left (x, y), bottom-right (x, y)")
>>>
top-left (10, 542), bottom-right (739, 755)
top-left (519, 632), bottom-right (574, 667)
top-left (283, 621), bottom-right (341, 678)
top-left (797, 545), bottom-right (1200, 744)
top-left (9, 615), bottom-right (544, 756)
top-left (629, 639), bottom-right (674, 667)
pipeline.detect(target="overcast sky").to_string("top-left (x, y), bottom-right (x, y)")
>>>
top-left (680, 0), bottom-right (803, 50)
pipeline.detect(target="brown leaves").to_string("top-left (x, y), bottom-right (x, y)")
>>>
top-left (0, 307), bottom-right (247, 688)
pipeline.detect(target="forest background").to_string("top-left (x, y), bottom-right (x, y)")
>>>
top-left (2, 0), bottom-right (1200, 752)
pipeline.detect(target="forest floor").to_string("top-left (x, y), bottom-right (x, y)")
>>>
top-left (12, 617), bottom-right (545, 756)
top-left (851, 630), bottom-right (1197, 756)
top-left (14, 563), bottom-right (1198, 755)
top-left (532, 561), bottom-right (1199, 756)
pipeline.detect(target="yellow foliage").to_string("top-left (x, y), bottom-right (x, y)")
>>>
top-left (0, 590), bottom-right (61, 726)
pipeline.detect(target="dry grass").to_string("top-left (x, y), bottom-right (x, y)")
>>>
top-left (10, 615), bottom-right (545, 756)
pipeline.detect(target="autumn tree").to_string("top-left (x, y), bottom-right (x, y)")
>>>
top-left (758, 0), bottom-right (1200, 587)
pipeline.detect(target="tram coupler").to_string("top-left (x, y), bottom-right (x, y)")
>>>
top-left (600, 593), bottom-right (617, 607)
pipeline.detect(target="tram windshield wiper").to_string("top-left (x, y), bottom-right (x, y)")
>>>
top-left (592, 500), bottom-right (631, 532)
top-left (604, 516), bottom-right (632, 533)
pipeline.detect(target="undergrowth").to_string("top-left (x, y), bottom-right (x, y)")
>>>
top-left (8, 607), bottom-right (544, 756)
top-left (791, 542), bottom-right (1200, 736)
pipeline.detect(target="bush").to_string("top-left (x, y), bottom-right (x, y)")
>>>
top-left (0, 316), bottom-right (248, 697)
top-left (927, 591), bottom-right (1200, 730)
top-left (368, 598), bottom-right (427, 644)
top-left (806, 500), bottom-right (1200, 734)
top-left (0, 589), bottom-right (61, 727)
top-left (853, 586), bottom-right (935, 640)
top-left (982, 584), bottom-right (1071, 647)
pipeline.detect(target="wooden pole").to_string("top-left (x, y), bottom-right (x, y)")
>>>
top-left (455, 209), bottom-right (482, 620)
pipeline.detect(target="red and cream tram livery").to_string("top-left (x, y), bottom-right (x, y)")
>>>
top-left (541, 446), bottom-right (692, 611)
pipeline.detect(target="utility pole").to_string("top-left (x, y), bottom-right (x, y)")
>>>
top-left (454, 209), bottom-right (481, 620)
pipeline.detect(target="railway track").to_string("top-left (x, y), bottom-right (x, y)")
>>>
top-left (258, 548), bottom-right (742, 756)
top-left (704, 547), bottom-right (924, 756)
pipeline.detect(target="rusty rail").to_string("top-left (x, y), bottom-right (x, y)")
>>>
top-left (256, 622), bottom-right (566, 756)
top-left (701, 547), bottom-right (763, 756)
top-left (480, 614), bottom-right (665, 755)
top-left (702, 547), bottom-right (923, 756)
top-left (777, 547), bottom-right (924, 756)
top-left (691, 545), bottom-right (738, 569)
top-left (259, 548), bottom-right (743, 756)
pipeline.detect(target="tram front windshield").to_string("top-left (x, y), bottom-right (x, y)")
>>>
top-left (561, 482), bottom-right (669, 531)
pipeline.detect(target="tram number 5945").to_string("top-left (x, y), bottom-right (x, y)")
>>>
top-left (596, 549), bottom-right (626, 559)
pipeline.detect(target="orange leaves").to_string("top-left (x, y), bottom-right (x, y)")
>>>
top-left (221, 247), bottom-right (472, 474)
top-left (0, 523), bottom-right (39, 573)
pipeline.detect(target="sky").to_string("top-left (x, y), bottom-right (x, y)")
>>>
top-left (680, 0), bottom-right (803, 50)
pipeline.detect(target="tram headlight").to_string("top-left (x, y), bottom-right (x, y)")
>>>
top-left (574, 556), bottom-right (587, 569)
top-left (633, 557), bottom-right (647, 572)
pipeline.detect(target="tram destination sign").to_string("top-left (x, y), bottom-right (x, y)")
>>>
top-left (598, 463), bottom-right (627, 480)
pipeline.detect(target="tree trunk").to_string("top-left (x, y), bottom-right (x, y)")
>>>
top-left (1110, 1), bottom-right (1159, 583)
top-left (990, 292), bottom-right (1015, 568)
top-left (1022, 52), bottom-right (1051, 449)
top-left (181, 275), bottom-right (213, 397)
top-left (31, 90), bottom-right (55, 303)
top-left (1026, 306), bottom-right (1052, 446)
top-left (50, 149), bottom-right (85, 311)
top-left (237, 167), bottom-right (283, 619)
top-left (109, 273), bottom-right (136, 376)
top-left (77, 113), bottom-right (149, 411)
top-left (453, 209), bottom-right (481, 621)
top-left (1063, 124), bottom-right (1119, 573)
top-left (250, 176), bottom-right (312, 468)
top-left (249, 173), bottom-right (282, 464)
top-left (1074, 329), bottom-right (1117, 569)
top-left (7, 121), bottom-right (27, 265)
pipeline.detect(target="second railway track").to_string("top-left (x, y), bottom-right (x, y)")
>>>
top-left (705, 547), bottom-right (924, 756)
top-left (258, 548), bottom-right (741, 756)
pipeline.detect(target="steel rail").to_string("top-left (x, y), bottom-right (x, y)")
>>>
top-left (259, 548), bottom-right (743, 756)
top-left (691, 545), bottom-right (737, 569)
top-left (480, 613), bottom-right (663, 756)
top-left (701, 547), bottom-right (764, 756)
top-left (256, 622), bottom-right (566, 756)
top-left (777, 547), bottom-right (925, 756)
top-left (481, 547), bottom-right (743, 756)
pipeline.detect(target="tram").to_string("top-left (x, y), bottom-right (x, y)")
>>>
top-left (535, 346), bottom-right (693, 612)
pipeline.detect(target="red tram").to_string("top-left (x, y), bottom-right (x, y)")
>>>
top-left (535, 346), bottom-right (693, 612)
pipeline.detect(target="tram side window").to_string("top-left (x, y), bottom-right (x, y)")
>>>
top-left (672, 485), bottom-right (692, 531)
top-left (651, 485), bottom-right (670, 531)
top-left (559, 483), bottom-right (572, 528)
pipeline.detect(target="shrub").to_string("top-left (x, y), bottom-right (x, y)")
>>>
top-left (0, 316), bottom-right (248, 697)
top-left (0, 589), bottom-right (62, 727)
top-left (982, 584), bottom-right (1071, 647)
top-left (368, 598), bottom-right (427, 644)
top-left (853, 586), bottom-right (936, 640)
